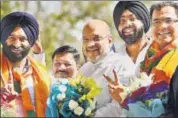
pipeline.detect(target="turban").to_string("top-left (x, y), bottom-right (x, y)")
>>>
top-left (113, 1), bottom-right (150, 33)
top-left (1, 11), bottom-right (39, 46)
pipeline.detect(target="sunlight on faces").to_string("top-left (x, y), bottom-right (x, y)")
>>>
top-left (3, 26), bottom-right (31, 62)
top-left (82, 20), bottom-right (112, 63)
top-left (118, 10), bottom-right (144, 44)
top-left (152, 6), bottom-right (178, 49)
top-left (52, 53), bottom-right (78, 79)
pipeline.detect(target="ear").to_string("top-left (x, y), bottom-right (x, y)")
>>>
top-left (77, 64), bottom-right (81, 70)
top-left (108, 35), bottom-right (113, 44)
top-left (107, 36), bottom-right (113, 49)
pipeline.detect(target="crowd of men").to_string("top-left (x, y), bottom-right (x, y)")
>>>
top-left (1, 1), bottom-right (178, 117)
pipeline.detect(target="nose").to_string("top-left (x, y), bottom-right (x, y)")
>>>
top-left (87, 40), bottom-right (95, 47)
top-left (59, 64), bottom-right (67, 70)
top-left (126, 20), bottom-right (132, 25)
top-left (159, 22), bottom-right (169, 29)
top-left (123, 20), bottom-right (132, 27)
top-left (13, 39), bottom-right (21, 47)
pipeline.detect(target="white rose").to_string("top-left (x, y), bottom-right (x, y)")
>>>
top-left (85, 107), bottom-right (92, 116)
top-left (69, 100), bottom-right (78, 110)
top-left (58, 85), bottom-right (67, 92)
top-left (59, 78), bottom-right (69, 85)
top-left (57, 93), bottom-right (66, 101)
top-left (140, 72), bottom-right (153, 87)
top-left (74, 106), bottom-right (84, 116)
top-left (90, 100), bottom-right (96, 110)
top-left (141, 72), bottom-right (154, 80)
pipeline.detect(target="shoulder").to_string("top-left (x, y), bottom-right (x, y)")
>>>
top-left (156, 48), bottom-right (178, 79)
top-left (107, 51), bottom-right (125, 61)
top-left (79, 61), bottom-right (94, 75)
top-left (29, 56), bottom-right (51, 80)
top-left (116, 44), bottom-right (127, 56)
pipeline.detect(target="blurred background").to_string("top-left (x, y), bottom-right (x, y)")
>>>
top-left (1, 1), bottom-right (153, 70)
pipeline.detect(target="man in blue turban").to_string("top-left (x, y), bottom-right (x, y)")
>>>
top-left (109, 1), bottom-right (152, 83)
top-left (102, 1), bottom-right (152, 117)
top-left (1, 11), bottom-right (39, 62)
top-left (0, 11), bottom-right (51, 117)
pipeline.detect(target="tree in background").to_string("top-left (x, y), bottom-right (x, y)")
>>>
top-left (1, 1), bottom-right (152, 70)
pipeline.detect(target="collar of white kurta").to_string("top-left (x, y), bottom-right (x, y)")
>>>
top-left (79, 51), bottom-right (123, 76)
top-left (122, 37), bottom-right (152, 65)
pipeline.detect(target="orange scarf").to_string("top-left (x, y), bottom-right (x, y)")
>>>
top-left (0, 52), bottom-right (51, 117)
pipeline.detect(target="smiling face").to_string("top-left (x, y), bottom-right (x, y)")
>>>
top-left (82, 20), bottom-right (112, 63)
top-left (118, 10), bottom-right (144, 44)
top-left (152, 6), bottom-right (178, 49)
top-left (3, 26), bottom-right (31, 62)
top-left (52, 53), bottom-right (78, 78)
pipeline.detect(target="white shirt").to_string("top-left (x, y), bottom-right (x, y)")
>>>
top-left (32, 52), bottom-right (46, 65)
top-left (79, 39), bottom-right (152, 117)
top-left (79, 51), bottom-right (125, 117)
top-left (118, 39), bottom-right (151, 79)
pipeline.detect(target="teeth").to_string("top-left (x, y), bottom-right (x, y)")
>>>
top-left (123, 28), bottom-right (133, 33)
top-left (13, 49), bottom-right (20, 51)
top-left (159, 32), bottom-right (169, 35)
top-left (87, 48), bottom-right (98, 51)
top-left (12, 49), bottom-right (21, 53)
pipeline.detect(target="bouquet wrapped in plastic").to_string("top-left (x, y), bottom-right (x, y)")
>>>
top-left (46, 75), bottom-right (102, 117)
top-left (120, 73), bottom-right (169, 117)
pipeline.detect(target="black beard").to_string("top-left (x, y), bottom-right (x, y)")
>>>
top-left (3, 43), bottom-right (31, 62)
top-left (119, 27), bottom-right (144, 45)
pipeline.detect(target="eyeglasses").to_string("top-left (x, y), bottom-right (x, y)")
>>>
top-left (152, 18), bottom-right (178, 27)
top-left (82, 35), bottom-right (109, 44)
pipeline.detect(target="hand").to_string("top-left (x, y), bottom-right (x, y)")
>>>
top-left (1, 84), bottom-right (18, 103)
top-left (32, 34), bottom-right (43, 54)
top-left (103, 69), bottom-right (124, 103)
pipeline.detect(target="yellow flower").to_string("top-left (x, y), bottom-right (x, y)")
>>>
top-left (69, 75), bottom-right (82, 86)
top-left (79, 77), bottom-right (102, 101)
top-left (69, 74), bottom-right (102, 102)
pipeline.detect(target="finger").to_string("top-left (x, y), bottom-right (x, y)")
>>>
top-left (7, 84), bottom-right (14, 92)
top-left (108, 88), bottom-right (114, 94)
top-left (11, 90), bottom-right (18, 96)
top-left (108, 84), bottom-right (115, 89)
top-left (1, 87), bottom-right (9, 93)
top-left (2, 94), bottom-right (7, 100)
top-left (6, 86), bottom-right (11, 93)
top-left (113, 69), bottom-right (119, 85)
top-left (103, 74), bottom-right (112, 83)
top-left (3, 92), bottom-right (10, 97)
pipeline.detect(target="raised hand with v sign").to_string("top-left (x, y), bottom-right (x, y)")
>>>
top-left (103, 69), bottom-right (124, 104)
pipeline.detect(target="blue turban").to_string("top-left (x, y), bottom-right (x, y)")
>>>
top-left (1, 11), bottom-right (39, 46)
top-left (113, 1), bottom-right (150, 33)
